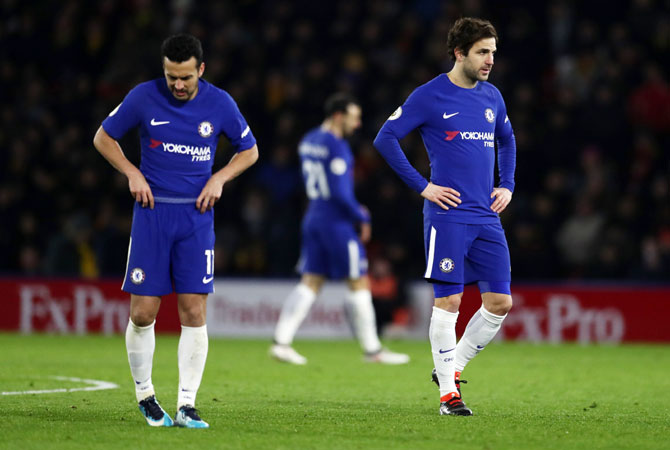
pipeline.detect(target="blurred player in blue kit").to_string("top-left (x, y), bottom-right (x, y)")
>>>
top-left (93, 34), bottom-right (258, 428)
top-left (374, 18), bottom-right (516, 416)
top-left (270, 94), bottom-right (409, 366)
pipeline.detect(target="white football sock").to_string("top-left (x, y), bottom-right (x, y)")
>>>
top-left (429, 307), bottom-right (459, 398)
top-left (344, 289), bottom-right (382, 354)
top-left (177, 324), bottom-right (209, 409)
top-left (273, 283), bottom-right (317, 345)
top-left (455, 305), bottom-right (506, 372)
top-left (125, 319), bottom-right (156, 402)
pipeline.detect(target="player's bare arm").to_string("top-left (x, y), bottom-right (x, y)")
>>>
top-left (359, 222), bottom-right (371, 244)
top-left (358, 205), bottom-right (371, 243)
top-left (421, 182), bottom-right (462, 211)
top-left (490, 187), bottom-right (512, 213)
top-left (93, 126), bottom-right (154, 209)
top-left (196, 144), bottom-right (259, 213)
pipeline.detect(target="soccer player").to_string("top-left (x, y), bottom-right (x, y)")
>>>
top-left (270, 93), bottom-right (409, 366)
top-left (93, 34), bottom-right (258, 428)
top-left (373, 17), bottom-right (516, 416)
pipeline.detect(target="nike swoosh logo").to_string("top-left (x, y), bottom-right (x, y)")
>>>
top-left (443, 112), bottom-right (459, 119)
top-left (150, 119), bottom-right (170, 126)
top-left (476, 345), bottom-right (485, 349)
top-left (202, 276), bottom-right (214, 284)
top-left (438, 347), bottom-right (455, 354)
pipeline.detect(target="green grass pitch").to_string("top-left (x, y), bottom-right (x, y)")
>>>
top-left (1, 333), bottom-right (669, 449)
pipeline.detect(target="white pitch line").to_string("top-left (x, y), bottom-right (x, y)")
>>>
top-left (1, 376), bottom-right (119, 396)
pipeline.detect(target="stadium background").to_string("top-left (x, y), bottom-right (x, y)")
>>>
top-left (1, 0), bottom-right (668, 334)
top-left (3, 4), bottom-right (669, 446)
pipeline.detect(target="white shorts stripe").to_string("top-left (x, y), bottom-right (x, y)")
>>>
top-left (424, 226), bottom-right (437, 278)
top-left (348, 240), bottom-right (359, 279)
top-left (121, 237), bottom-right (132, 291)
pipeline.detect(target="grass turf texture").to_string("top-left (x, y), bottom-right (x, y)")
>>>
top-left (1, 334), bottom-right (669, 449)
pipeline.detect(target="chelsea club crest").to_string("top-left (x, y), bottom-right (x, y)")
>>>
top-left (439, 258), bottom-right (455, 273)
top-left (130, 267), bottom-right (146, 284)
top-left (198, 121), bottom-right (213, 138)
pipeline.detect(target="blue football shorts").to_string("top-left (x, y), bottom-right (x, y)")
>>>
top-left (297, 218), bottom-right (367, 280)
top-left (423, 219), bottom-right (511, 296)
top-left (122, 202), bottom-right (215, 296)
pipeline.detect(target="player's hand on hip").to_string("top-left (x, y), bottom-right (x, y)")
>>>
top-left (128, 169), bottom-right (154, 209)
top-left (196, 176), bottom-right (224, 213)
top-left (421, 182), bottom-right (461, 210)
top-left (490, 187), bottom-right (512, 213)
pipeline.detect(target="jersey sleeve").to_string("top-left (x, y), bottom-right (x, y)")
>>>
top-left (101, 86), bottom-right (143, 140)
top-left (373, 88), bottom-right (430, 194)
top-left (218, 91), bottom-right (257, 152)
top-left (494, 91), bottom-right (516, 193)
top-left (328, 141), bottom-right (370, 224)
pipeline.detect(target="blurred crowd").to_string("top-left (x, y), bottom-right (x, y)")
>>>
top-left (1, 0), bottom-right (669, 292)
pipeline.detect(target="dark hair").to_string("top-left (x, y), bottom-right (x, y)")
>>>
top-left (324, 93), bottom-right (358, 117)
top-left (446, 17), bottom-right (498, 61)
top-left (161, 33), bottom-right (203, 66)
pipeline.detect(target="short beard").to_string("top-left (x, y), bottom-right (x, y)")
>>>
top-left (463, 65), bottom-right (487, 83)
top-left (172, 88), bottom-right (194, 101)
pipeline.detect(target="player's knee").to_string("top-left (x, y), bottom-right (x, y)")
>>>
top-left (484, 293), bottom-right (512, 316)
top-left (130, 311), bottom-right (156, 327)
top-left (434, 294), bottom-right (462, 312)
top-left (498, 295), bottom-right (513, 314)
top-left (347, 276), bottom-right (368, 291)
top-left (301, 273), bottom-right (325, 293)
top-left (179, 304), bottom-right (206, 326)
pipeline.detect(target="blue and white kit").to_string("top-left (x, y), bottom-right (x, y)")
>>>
top-left (297, 127), bottom-right (370, 280)
top-left (102, 78), bottom-right (256, 295)
top-left (374, 74), bottom-right (516, 295)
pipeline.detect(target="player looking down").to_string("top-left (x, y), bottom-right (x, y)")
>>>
top-left (374, 17), bottom-right (516, 416)
top-left (93, 33), bottom-right (258, 428)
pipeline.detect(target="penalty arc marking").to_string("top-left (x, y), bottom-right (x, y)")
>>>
top-left (1, 376), bottom-right (119, 396)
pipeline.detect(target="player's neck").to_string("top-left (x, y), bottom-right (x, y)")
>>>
top-left (447, 69), bottom-right (478, 89)
top-left (321, 119), bottom-right (343, 138)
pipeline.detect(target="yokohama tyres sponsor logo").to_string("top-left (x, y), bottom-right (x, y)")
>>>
top-left (149, 139), bottom-right (211, 162)
top-left (444, 131), bottom-right (494, 141)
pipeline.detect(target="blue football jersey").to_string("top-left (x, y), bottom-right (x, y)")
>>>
top-left (102, 78), bottom-right (257, 199)
top-left (374, 74), bottom-right (516, 224)
top-left (298, 127), bottom-right (369, 225)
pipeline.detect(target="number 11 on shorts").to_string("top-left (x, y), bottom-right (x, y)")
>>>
top-left (203, 249), bottom-right (214, 283)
